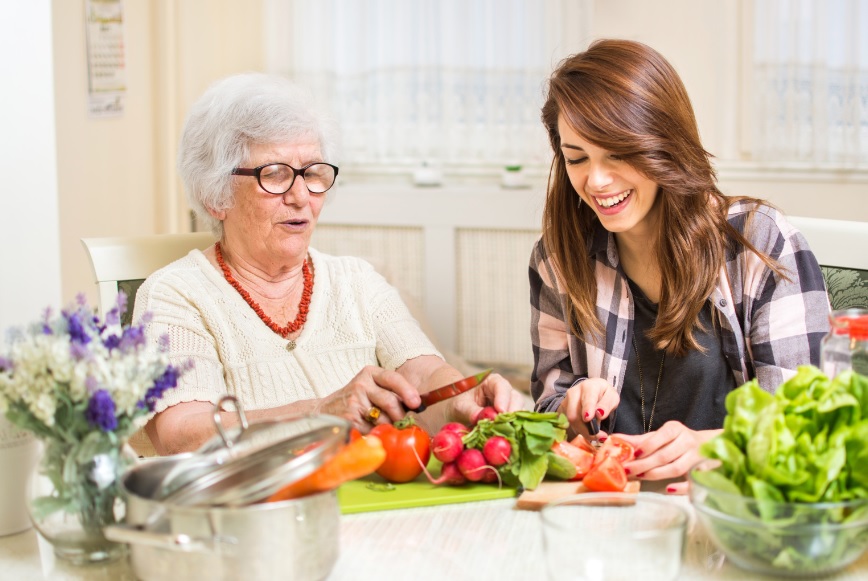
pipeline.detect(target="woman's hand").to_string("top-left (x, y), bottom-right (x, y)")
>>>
top-left (558, 378), bottom-right (620, 439)
top-left (315, 365), bottom-right (423, 432)
top-left (446, 372), bottom-right (528, 425)
top-left (616, 422), bottom-right (721, 494)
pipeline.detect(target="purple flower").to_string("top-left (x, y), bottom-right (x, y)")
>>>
top-left (65, 310), bottom-right (91, 346)
top-left (103, 334), bottom-right (121, 350)
top-left (0, 356), bottom-right (12, 372)
top-left (85, 389), bottom-right (118, 432)
top-left (139, 365), bottom-right (181, 412)
top-left (69, 342), bottom-right (90, 361)
top-left (119, 325), bottom-right (146, 352)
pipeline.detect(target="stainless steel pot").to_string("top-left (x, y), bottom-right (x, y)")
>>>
top-left (106, 453), bottom-right (340, 581)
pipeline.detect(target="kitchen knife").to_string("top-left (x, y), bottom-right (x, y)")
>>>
top-left (405, 369), bottom-right (492, 413)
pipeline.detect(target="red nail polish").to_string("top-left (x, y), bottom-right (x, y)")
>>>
top-left (637, 473), bottom-right (645, 478)
top-left (598, 436), bottom-right (607, 442)
top-left (634, 449), bottom-right (643, 458)
top-left (666, 486), bottom-right (676, 493)
top-left (624, 468), bottom-right (631, 475)
top-left (596, 408), bottom-right (604, 417)
top-left (584, 411), bottom-right (589, 419)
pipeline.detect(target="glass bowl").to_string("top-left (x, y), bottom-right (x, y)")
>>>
top-left (540, 492), bottom-right (688, 581)
top-left (689, 459), bottom-right (868, 578)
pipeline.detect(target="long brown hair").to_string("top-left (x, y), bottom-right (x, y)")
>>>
top-left (541, 39), bottom-right (781, 355)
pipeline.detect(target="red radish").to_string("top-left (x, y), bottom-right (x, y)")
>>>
top-left (456, 448), bottom-right (487, 482)
top-left (435, 462), bottom-right (467, 485)
top-left (416, 460), bottom-right (467, 486)
top-left (480, 467), bottom-right (501, 484)
top-left (441, 422), bottom-right (470, 436)
top-left (432, 429), bottom-right (464, 463)
top-left (482, 436), bottom-right (511, 466)
top-left (471, 406), bottom-right (498, 426)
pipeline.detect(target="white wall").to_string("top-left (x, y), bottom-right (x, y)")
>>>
top-left (0, 0), bottom-right (62, 343)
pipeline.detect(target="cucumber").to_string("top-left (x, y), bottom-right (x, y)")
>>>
top-left (545, 451), bottom-right (577, 480)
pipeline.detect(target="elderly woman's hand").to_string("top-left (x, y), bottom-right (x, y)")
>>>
top-left (315, 365), bottom-right (423, 433)
top-left (446, 373), bottom-right (528, 426)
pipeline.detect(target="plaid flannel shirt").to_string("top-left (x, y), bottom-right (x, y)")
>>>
top-left (530, 201), bottom-right (831, 413)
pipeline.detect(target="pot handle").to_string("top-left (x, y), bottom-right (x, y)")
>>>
top-left (104, 524), bottom-right (238, 553)
top-left (213, 394), bottom-right (249, 448)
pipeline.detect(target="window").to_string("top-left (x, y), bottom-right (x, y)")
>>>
top-left (265, 0), bottom-right (590, 174)
top-left (751, 0), bottom-right (868, 167)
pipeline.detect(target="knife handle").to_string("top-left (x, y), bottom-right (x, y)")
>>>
top-left (401, 401), bottom-right (426, 414)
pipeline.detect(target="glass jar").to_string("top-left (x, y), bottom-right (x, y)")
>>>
top-left (821, 309), bottom-right (868, 377)
top-left (850, 316), bottom-right (868, 375)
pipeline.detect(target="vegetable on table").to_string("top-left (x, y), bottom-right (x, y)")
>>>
top-left (267, 434), bottom-right (386, 502)
top-left (695, 366), bottom-right (868, 572)
top-left (463, 410), bottom-right (571, 490)
top-left (370, 417), bottom-right (431, 483)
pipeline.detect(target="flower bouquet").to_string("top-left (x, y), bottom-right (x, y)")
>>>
top-left (0, 293), bottom-right (187, 563)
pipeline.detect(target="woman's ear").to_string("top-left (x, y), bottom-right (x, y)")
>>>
top-left (207, 206), bottom-right (227, 221)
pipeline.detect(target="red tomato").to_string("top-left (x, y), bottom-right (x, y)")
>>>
top-left (583, 455), bottom-right (627, 492)
top-left (568, 434), bottom-right (597, 455)
top-left (551, 441), bottom-right (595, 480)
top-left (370, 421), bottom-right (431, 483)
top-left (594, 435), bottom-right (634, 465)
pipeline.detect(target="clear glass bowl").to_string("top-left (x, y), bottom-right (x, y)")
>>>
top-left (689, 459), bottom-right (868, 578)
top-left (541, 492), bottom-right (688, 581)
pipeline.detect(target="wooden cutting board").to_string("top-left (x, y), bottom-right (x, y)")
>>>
top-left (515, 480), bottom-right (641, 511)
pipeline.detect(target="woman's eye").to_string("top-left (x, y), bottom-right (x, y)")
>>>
top-left (609, 154), bottom-right (623, 161)
top-left (565, 157), bottom-right (587, 166)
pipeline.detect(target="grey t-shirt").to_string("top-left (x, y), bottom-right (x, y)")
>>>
top-left (611, 278), bottom-right (737, 435)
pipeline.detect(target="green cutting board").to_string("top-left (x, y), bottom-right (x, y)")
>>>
top-left (337, 460), bottom-right (518, 514)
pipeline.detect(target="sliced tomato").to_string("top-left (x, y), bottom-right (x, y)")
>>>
top-left (551, 441), bottom-right (595, 480)
top-left (594, 435), bottom-right (634, 465)
top-left (568, 434), bottom-right (597, 455)
top-left (583, 455), bottom-right (628, 492)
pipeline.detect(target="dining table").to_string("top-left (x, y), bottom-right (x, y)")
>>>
top-left (1, 482), bottom-right (866, 581)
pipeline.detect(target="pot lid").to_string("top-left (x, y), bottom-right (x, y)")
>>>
top-left (154, 395), bottom-right (350, 507)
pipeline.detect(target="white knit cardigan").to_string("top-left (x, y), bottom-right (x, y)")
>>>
top-left (133, 247), bottom-right (442, 413)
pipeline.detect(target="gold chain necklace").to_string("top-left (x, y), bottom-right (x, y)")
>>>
top-left (631, 335), bottom-right (665, 433)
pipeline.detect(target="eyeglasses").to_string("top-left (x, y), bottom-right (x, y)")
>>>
top-left (231, 162), bottom-right (339, 194)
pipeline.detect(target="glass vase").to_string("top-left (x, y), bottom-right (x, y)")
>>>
top-left (28, 436), bottom-right (132, 565)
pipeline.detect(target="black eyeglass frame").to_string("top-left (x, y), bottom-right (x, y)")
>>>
top-left (231, 161), bottom-right (340, 194)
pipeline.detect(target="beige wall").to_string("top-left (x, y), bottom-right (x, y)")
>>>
top-left (51, 0), bottom-right (866, 308)
top-left (53, 0), bottom-right (264, 307)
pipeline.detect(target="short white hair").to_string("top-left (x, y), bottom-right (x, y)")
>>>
top-left (177, 73), bottom-right (340, 236)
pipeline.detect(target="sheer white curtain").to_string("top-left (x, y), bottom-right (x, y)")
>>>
top-left (752, 0), bottom-right (868, 166)
top-left (265, 0), bottom-right (589, 171)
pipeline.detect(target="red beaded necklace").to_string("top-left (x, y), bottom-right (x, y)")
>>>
top-left (215, 242), bottom-right (313, 338)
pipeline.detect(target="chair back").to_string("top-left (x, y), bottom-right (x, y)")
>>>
top-left (789, 216), bottom-right (868, 310)
top-left (81, 233), bottom-right (215, 325)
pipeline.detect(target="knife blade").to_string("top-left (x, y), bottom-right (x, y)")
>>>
top-left (405, 369), bottom-right (492, 413)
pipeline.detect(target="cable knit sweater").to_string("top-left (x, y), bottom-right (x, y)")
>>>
top-left (133, 248), bottom-right (442, 413)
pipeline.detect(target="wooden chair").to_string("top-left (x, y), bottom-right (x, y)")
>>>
top-left (81, 232), bottom-right (215, 456)
top-left (789, 216), bottom-right (868, 310)
top-left (81, 232), bottom-right (215, 325)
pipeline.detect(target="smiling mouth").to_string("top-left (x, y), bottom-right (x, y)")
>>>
top-left (594, 189), bottom-right (633, 209)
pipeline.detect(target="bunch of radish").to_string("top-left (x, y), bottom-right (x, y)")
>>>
top-left (421, 407), bottom-right (511, 486)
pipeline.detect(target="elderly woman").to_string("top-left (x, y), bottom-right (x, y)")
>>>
top-left (134, 73), bottom-right (525, 455)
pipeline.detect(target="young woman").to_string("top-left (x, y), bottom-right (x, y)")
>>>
top-left (529, 39), bottom-right (830, 492)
